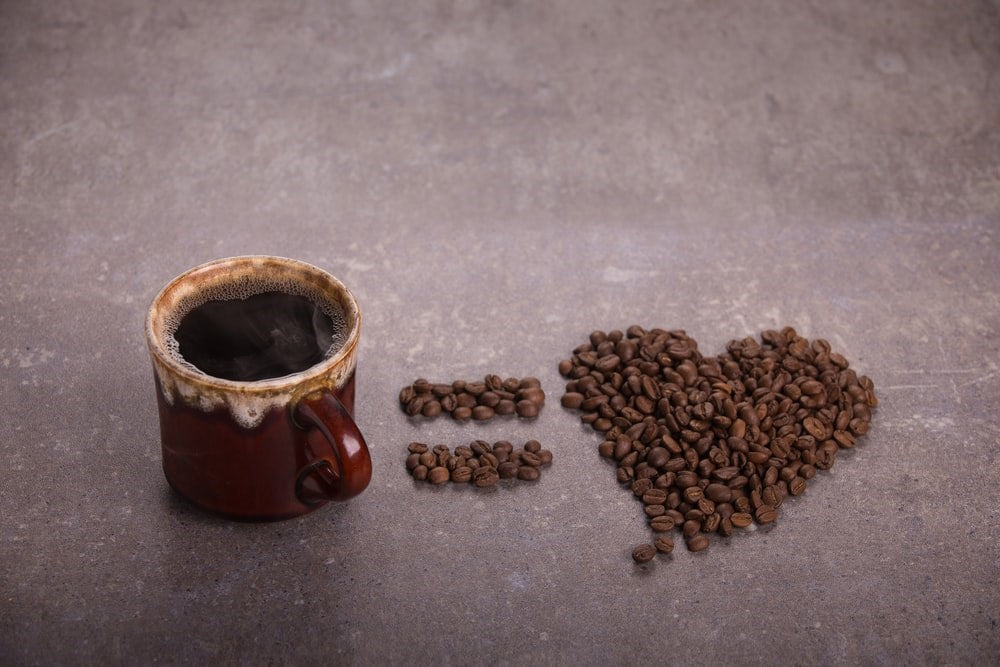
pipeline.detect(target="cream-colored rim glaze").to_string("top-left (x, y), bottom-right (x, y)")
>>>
top-left (145, 256), bottom-right (361, 429)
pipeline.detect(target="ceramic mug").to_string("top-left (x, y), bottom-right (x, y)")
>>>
top-left (145, 256), bottom-right (372, 520)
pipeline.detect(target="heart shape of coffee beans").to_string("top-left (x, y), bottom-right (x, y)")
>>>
top-left (558, 326), bottom-right (877, 563)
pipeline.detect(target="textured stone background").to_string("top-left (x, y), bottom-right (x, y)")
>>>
top-left (2, 1), bottom-right (998, 663)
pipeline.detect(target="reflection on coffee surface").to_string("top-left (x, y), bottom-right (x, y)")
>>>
top-left (173, 291), bottom-right (344, 382)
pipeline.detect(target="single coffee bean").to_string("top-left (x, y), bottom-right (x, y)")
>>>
top-left (493, 441), bottom-right (514, 454)
top-left (644, 504), bottom-right (666, 517)
top-left (472, 405), bottom-right (495, 420)
top-left (421, 400), bottom-right (442, 418)
top-left (538, 449), bottom-right (553, 465)
top-left (516, 400), bottom-right (539, 418)
top-left (520, 451), bottom-right (543, 468)
top-left (405, 453), bottom-right (421, 470)
top-left (632, 544), bottom-right (656, 564)
top-left (789, 476), bottom-right (807, 495)
top-left (473, 467), bottom-right (500, 488)
top-left (497, 462), bottom-right (519, 479)
top-left (428, 467), bottom-right (450, 485)
top-left (518, 387), bottom-right (546, 405)
top-left (642, 489), bottom-right (668, 505)
top-left (524, 439), bottom-right (542, 453)
top-left (407, 442), bottom-right (428, 454)
top-left (412, 465), bottom-right (428, 481)
top-left (649, 515), bottom-right (675, 532)
top-left (451, 466), bottom-right (473, 483)
top-left (478, 391), bottom-right (500, 408)
top-left (704, 483), bottom-right (732, 503)
top-left (517, 466), bottom-right (540, 481)
top-left (686, 534), bottom-right (710, 552)
top-left (683, 486), bottom-right (704, 503)
top-left (452, 406), bottom-right (472, 420)
top-left (755, 505), bottom-right (778, 524)
top-left (761, 486), bottom-right (781, 507)
top-left (730, 512), bottom-right (753, 528)
top-left (654, 537), bottom-right (675, 554)
top-left (702, 512), bottom-right (721, 533)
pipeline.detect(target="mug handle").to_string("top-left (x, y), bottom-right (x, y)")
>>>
top-left (293, 390), bottom-right (372, 505)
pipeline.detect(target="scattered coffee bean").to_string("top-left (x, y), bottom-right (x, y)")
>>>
top-left (399, 375), bottom-right (545, 421)
top-left (561, 326), bottom-right (877, 563)
top-left (632, 544), bottom-right (656, 564)
top-left (686, 534), bottom-right (710, 552)
top-left (654, 536), bottom-right (674, 554)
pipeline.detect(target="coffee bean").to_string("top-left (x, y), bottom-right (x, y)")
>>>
top-left (649, 515), bottom-right (675, 532)
top-left (412, 465), bottom-right (428, 481)
top-left (452, 406), bottom-right (472, 421)
top-left (654, 536), bottom-right (674, 554)
top-left (632, 544), bottom-right (656, 563)
top-left (642, 489), bottom-right (668, 505)
top-left (538, 449), bottom-right (553, 465)
top-left (497, 462), bottom-right (519, 479)
top-left (686, 535), bottom-right (710, 552)
top-left (478, 391), bottom-right (500, 408)
top-left (704, 483), bottom-right (732, 503)
top-left (473, 467), bottom-right (499, 488)
top-left (518, 387), bottom-right (546, 405)
top-left (755, 505), bottom-right (778, 524)
top-left (405, 453), bottom-right (421, 470)
top-left (516, 400), bottom-right (539, 418)
top-left (451, 467), bottom-right (473, 483)
top-left (517, 466), bottom-right (540, 481)
top-left (683, 486), bottom-right (704, 503)
top-left (789, 476), bottom-right (807, 495)
top-left (520, 451), bottom-right (542, 468)
top-left (428, 467), bottom-right (450, 485)
top-left (421, 400), bottom-right (442, 418)
top-left (472, 405), bottom-right (495, 421)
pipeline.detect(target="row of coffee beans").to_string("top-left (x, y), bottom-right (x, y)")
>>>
top-left (405, 440), bottom-right (553, 487)
top-left (558, 326), bottom-right (877, 563)
top-left (399, 375), bottom-right (545, 420)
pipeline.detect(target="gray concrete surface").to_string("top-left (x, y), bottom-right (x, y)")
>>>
top-left (2, 0), bottom-right (998, 663)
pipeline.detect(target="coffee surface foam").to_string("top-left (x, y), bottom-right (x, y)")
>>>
top-left (161, 274), bottom-right (348, 381)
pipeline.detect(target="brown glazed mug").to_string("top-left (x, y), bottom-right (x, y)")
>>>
top-left (145, 256), bottom-right (372, 520)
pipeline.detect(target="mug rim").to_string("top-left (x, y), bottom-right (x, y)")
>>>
top-left (145, 255), bottom-right (361, 394)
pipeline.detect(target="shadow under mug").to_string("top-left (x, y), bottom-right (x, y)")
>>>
top-left (145, 256), bottom-right (372, 520)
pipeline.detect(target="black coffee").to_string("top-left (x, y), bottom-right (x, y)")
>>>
top-left (174, 291), bottom-right (340, 381)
